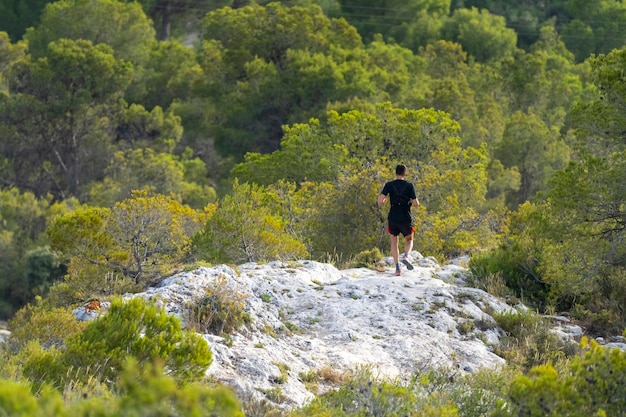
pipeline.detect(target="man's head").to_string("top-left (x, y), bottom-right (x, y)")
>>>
top-left (395, 164), bottom-right (407, 177)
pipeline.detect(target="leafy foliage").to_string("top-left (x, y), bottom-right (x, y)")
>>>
top-left (24, 0), bottom-right (156, 63)
top-left (495, 339), bottom-right (626, 417)
top-left (47, 192), bottom-right (204, 300)
top-left (442, 7), bottom-right (517, 63)
top-left (468, 207), bottom-right (549, 308)
top-left (289, 366), bottom-right (459, 416)
top-left (233, 103), bottom-right (498, 259)
top-left (0, 32), bottom-right (26, 91)
top-left (0, 0), bottom-right (48, 42)
top-left (0, 189), bottom-right (75, 319)
top-left (492, 309), bottom-right (578, 371)
top-left (87, 148), bottom-right (216, 209)
top-left (193, 180), bottom-right (308, 264)
top-left (0, 359), bottom-right (243, 416)
top-left (7, 299), bottom-right (86, 352)
top-left (494, 111), bottom-right (569, 207)
top-left (23, 297), bottom-right (212, 389)
top-left (2, 0), bottom-right (626, 414)
top-left (0, 39), bottom-right (133, 199)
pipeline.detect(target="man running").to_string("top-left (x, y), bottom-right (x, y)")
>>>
top-left (377, 164), bottom-right (420, 276)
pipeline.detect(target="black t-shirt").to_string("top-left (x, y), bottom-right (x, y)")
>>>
top-left (381, 179), bottom-right (416, 224)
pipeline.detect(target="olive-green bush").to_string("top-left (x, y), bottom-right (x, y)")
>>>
top-left (494, 337), bottom-right (626, 417)
top-left (22, 297), bottom-right (212, 390)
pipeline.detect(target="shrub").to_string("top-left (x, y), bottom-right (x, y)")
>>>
top-left (468, 244), bottom-right (548, 307)
top-left (457, 319), bottom-right (476, 336)
top-left (445, 367), bottom-right (520, 417)
top-left (492, 309), bottom-right (578, 370)
top-left (7, 298), bottom-right (86, 352)
top-left (273, 362), bottom-right (290, 384)
top-left (350, 248), bottom-right (384, 269)
top-left (492, 309), bottom-right (541, 338)
top-left (23, 297), bottom-right (212, 389)
top-left (495, 338), bottom-right (626, 417)
top-left (567, 268), bottom-right (626, 336)
top-left (0, 378), bottom-right (43, 416)
top-left (289, 366), bottom-right (460, 416)
top-left (47, 192), bottom-right (204, 294)
top-left (0, 359), bottom-right (244, 416)
top-left (192, 180), bottom-right (308, 264)
top-left (185, 274), bottom-right (251, 335)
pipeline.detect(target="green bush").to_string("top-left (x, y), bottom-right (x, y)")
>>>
top-left (469, 242), bottom-right (549, 307)
top-left (192, 180), bottom-right (308, 264)
top-left (23, 297), bottom-right (212, 390)
top-left (7, 298), bottom-right (86, 352)
top-left (444, 367), bottom-right (520, 417)
top-left (495, 338), bottom-right (626, 417)
top-left (0, 359), bottom-right (244, 416)
top-left (289, 366), bottom-right (459, 416)
top-left (567, 268), bottom-right (626, 336)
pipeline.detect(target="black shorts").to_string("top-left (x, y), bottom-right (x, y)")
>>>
top-left (387, 222), bottom-right (414, 237)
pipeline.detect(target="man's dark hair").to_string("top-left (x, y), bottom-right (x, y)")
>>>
top-left (395, 164), bottom-right (407, 176)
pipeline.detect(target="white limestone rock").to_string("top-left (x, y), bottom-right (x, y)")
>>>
top-left (0, 329), bottom-right (10, 345)
top-left (127, 252), bottom-right (515, 409)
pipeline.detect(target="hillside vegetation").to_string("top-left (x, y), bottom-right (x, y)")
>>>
top-left (0, 0), bottom-right (625, 415)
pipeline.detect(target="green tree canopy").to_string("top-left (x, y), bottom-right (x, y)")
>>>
top-left (0, 0), bottom-right (49, 42)
top-left (25, 0), bottom-right (156, 64)
top-left (87, 147), bottom-right (216, 209)
top-left (441, 7), bottom-right (517, 63)
top-left (451, 0), bottom-right (548, 50)
top-left (201, 2), bottom-right (361, 77)
top-left (0, 189), bottom-right (77, 319)
top-left (231, 119), bottom-right (349, 186)
top-left (559, 0), bottom-right (626, 62)
top-left (477, 47), bottom-right (626, 333)
top-left (338, 0), bottom-right (451, 45)
top-left (233, 103), bottom-right (496, 259)
top-left (0, 39), bottom-right (133, 199)
top-left (197, 2), bottom-right (369, 158)
top-left (500, 25), bottom-right (585, 126)
top-left (0, 31), bottom-right (26, 92)
top-left (47, 192), bottom-right (204, 302)
top-left (494, 111), bottom-right (569, 207)
top-left (125, 39), bottom-right (205, 110)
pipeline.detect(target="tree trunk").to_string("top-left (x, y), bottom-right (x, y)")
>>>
top-left (160, 1), bottom-right (171, 41)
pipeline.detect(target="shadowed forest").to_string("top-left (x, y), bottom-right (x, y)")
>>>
top-left (0, 0), bottom-right (625, 415)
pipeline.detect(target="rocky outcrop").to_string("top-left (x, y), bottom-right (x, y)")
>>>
top-left (124, 252), bottom-right (514, 408)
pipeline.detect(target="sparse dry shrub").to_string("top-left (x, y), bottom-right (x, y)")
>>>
top-left (493, 309), bottom-right (579, 370)
top-left (466, 271), bottom-right (513, 299)
top-left (350, 248), bottom-right (384, 269)
top-left (317, 366), bottom-right (349, 385)
top-left (185, 274), bottom-right (251, 335)
top-left (240, 394), bottom-right (283, 417)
